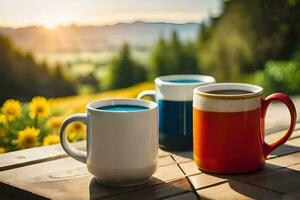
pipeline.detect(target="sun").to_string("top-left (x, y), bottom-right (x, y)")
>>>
top-left (43, 21), bottom-right (59, 30)
top-left (41, 17), bottom-right (67, 30)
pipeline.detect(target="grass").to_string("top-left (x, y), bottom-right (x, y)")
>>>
top-left (49, 82), bottom-right (155, 114)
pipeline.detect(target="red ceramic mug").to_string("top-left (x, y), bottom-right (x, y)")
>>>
top-left (193, 83), bottom-right (297, 174)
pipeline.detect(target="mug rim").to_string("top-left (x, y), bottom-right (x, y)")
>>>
top-left (194, 83), bottom-right (264, 99)
top-left (155, 74), bottom-right (215, 86)
top-left (87, 98), bottom-right (157, 113)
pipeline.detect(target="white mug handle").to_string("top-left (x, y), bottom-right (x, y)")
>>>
top-left (137, 90), bottom-right (156, 100)
top-left (60, 113), bottom-right (87, 163)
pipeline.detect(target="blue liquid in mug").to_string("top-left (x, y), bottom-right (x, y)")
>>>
top-left (97, 105), bottom-right (148, 112)
top-left (166, 79), bottom-right (203, 83)
top-left (158, 100), bottom-right (193, 150)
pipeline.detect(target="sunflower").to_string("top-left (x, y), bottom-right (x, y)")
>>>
top-left (1, 99), bottom-right (22, 122)
top-left (67, 132), bottom-right (77, 142)
top-left (0, 147), bottom-right (6, 154)
top-left (46, 116), bottom-right (63, 130)
top-left (67, 122), bottom-right (85, 133)
top-left (66, 122), bottom-right (86, 141)
top-left (43, 134), bottom-right (60, 146)
top-left (29, 97), bottom-right (50, 119)
top-left (0, 115), bottom-right (8, 138)
top-left (15, 127), bottom-right (40, 149)
top-left (0, 127), bottom-right (7, 138)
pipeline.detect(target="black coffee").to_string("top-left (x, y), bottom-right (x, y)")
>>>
top-left (207, 89), bottom-right (253, 95)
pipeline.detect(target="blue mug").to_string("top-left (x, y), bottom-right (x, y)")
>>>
top-left (138, 74), bottom-right (215, 150)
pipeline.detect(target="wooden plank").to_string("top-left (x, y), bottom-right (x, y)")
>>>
top-left (179, 161), bottom-right (201, 176)
top-left (268, 136), bottom-right (300, 158)
top-left (267, 152), bottom-right (300, 167)
top-left (101, 178), bottom-right (192, 200)
top-left (171, 151), bottom-right (193, 164)
top-left (0, 141), bottom-right (85, 171)
top-left (188, 173), bottom-right (227, 190)
top-left (232, 163), bottom-right (300, 194)
top-left (265, 97), bottom-right (300, 131)
top-left (196, 180), bottom-right (281, 199)
top-left (162, 192), bottom-right (198, 200)
top-left (287, 135), bottom-right (300, 146)
top-left (0, 182), bottom-right (49, 200)
top-left (0, 156), bottom-right (185, 200)
top-left (158, 155), bottom-right (175, 167)
top-left (266, 128), bottom-right (300, 144)
top-left (0, 141), bottom-right (170, 172)
top-left (266, 123), bottom-right (300, 135)
top-left (280, 190), bottom-right (300, 200)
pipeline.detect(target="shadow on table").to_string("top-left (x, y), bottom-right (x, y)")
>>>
top-left (269, 143), bottom-right (300, 157)
top-left (169, 150), bottom-right (193, 160)
top-left (89, 176), bottom-right (190, 200)
top-left (200, 163), bottom-right (300, 199)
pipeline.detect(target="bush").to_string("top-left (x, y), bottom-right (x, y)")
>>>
top-left (254, 60), bottom-right (300, 95)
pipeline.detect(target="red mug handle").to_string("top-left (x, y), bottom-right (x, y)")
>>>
top-left (261, 93), bottom-right (297, 157)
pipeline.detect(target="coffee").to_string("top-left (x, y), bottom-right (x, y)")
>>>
top-left (166, 79), bottom-right (203, 84)
top-left (207, 89), bottom-right (253, 95)
top-left (97, 105), bottom-right (148, 112)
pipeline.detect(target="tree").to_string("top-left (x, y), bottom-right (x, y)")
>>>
top-left (107, 43), bottom-right (146, 89)
top-left (182, 42), bottom-right (199, 74)
top-left (197, 0), bottom-right (300, 81)
top-left (149, 36), bottom-right (170, 79)
top-left (0, 34), bottom-right (76, 103)
top-left (149, 31), bottom-right (199, 78)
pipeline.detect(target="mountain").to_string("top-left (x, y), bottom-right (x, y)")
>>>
top-left (0, 21), bottom-right (199, 53)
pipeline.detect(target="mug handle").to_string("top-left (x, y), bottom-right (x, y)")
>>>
top-left (137, 90), bottom-right (156, 100)
top-left (60, 113), bottom-right (87, 163)
top-left (261, 93), bottom-right (297, 157)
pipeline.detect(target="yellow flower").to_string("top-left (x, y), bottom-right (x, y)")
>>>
top-left (67, 132), bottom-right (77, 142)
top-left (1, 99), bottom-right (22, 122)
top-left (0, 115), bottom-right (7, 125)
top-left (0, 127), bottom-right (7, 138)
top-left (29, 97), bottom-right (50, 119)
top-left (0, 115), bottom-right (8, 138)
top-left (0, 147), bottom-right (6, 154)
top-left (15, 127), bottom-right (40, 149)
top-left (67, 122), bottom-right (85, 133)
top-left (46, 116), bottom-right (63, 129)
top-left (66, 122), bottom-right (86, 141)
top-left (43, 134), bottom-right (60, 146)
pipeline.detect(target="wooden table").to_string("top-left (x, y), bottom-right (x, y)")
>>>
top-left (0, 99), bottom-right (300, 200)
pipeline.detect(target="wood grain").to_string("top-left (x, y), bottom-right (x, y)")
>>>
top-left (162, 192), bottom-right (198, 200)
top-left (101, 178), bottom-right (192, 200)
top-left (0, 141), bottom-right (85, 171)
top-left (170, 151), bottom-right (193, 164)
top-left (0, 156), bottom-right (185, 200)
top-left (197, 180), bottom-right (281, 200)
top-left (188, 173), bottom-right (227, 190)
top-left (179, 161), bottom-right (201, 176)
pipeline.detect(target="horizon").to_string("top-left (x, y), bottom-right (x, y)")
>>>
top-left (0, 0), bottom-right (220, 29)
top-left (0, 20), bottom-right (202, 29)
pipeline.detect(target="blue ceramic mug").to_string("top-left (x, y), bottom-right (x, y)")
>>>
top-left (137, 74), bottom-right (215, 150)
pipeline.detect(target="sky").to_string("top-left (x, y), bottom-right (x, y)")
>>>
top-left (0, 0), bottom-right (221, 28)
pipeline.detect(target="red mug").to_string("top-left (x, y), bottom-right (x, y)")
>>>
top-left (193, 83), bottom-right (297, 174)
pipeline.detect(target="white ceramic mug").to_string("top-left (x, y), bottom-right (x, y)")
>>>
top-left (59, 98), bottom-right (158, 186)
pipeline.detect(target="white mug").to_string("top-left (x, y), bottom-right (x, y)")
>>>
top-left (60, 98), bottom-right (158, 186)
